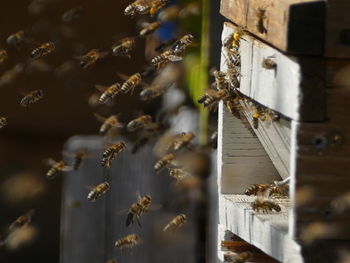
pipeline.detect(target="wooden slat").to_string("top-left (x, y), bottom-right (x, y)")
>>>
top-left (222, 22), bottom-right (326, 122)
top-left (220, 0), bottom-right (325, 55)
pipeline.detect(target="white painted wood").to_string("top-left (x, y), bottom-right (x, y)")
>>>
top-left (220, 194), bottom-right (301, 262)
top-left (222, 23), bottom-right (303, 121)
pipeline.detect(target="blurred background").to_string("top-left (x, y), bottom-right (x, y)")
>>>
top-left (0, 0), bottom-right (223, 262)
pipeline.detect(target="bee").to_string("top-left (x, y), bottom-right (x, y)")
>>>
top-left (0, 49), bottom-right (8, 65)
top-left (62, 6), bottom-right (83, 22)
top-left (331, 191), bottom-right (350, 213)
top-left (172, 34), bottom-right (194, 53)
top-left (72, 150), bottom-right (86, 170)
top-left (224, 251), bottom-right (253, 263)
top-left (212, 70), bottom-right (228, 90)
top-left (0, 63), bottom-right (24, 87)
top-left (251, 198), bottom-right (281, 213)
top-left (87, 182), bottom-right (110, 202)
top-left (45, 159), bottom-right (71, 180)
top-left (163, 214), bottom-right (186, 231)
top-left (262, 57), bottom-right (277, 70)
top-left (168, 168), bottom-right (190, 181)
top-left (0, 117), bottom-right (7, 128)
top-left (120, 73), bottom-right (142, 94)
top-left (20, 89), bottom-right (44, 107)
top-left (154, 153), bottom-right (175, 173)
top-left (300, 222), bottom-right (337, 245)
top-left (198, 89), bottom-right (231, 111)
top-left (31, 42), bottom-right (55, 59)
top-left (9, 210), bottom-right (35, 231)
top-left (149, 0), bottom-right (168, 16)
top-left (139, 21), bottom-right (161, 37)
top-left (245, 184), bottom-right (269, 196)
top-left (251, 105), bottom-right (262, 129)
top-left (126, 115), bottom-right (152, 132)
top-left (224, 27), bottom-right (246, 49)
top-left (101, 142), bottom-right (126, 168)
top-left (124, 0), bottom-right (149, 16)
top-left (126, 194), bottom-right (152, 227)
top-left (78, 49), bottom-right (109, 69)
top-left (140, 85), bottom-right (166, 101)
top-left (112, 37), bottom-right (135, 58)
top-left (158, 6), bottom-right (180, 21)
top-left (172, 132), bottom-right (195, 151)
top-left (95, 83), bottom-right (122, 104)
top-left (6, 30), bottom-right (27, 47)
top-left (151, 50), bottom-right (182, 68)
top-left (256, 7), bottom-right (267, 34)
top-left (115, 234), bottom-right (140, 249)
top-left (94, 114), bottom-right (124, 135)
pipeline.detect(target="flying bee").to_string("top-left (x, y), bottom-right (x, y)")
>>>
top-left (0, 117), bottom-right (7, 128)
top-left (78, 49), bottom-right (109, 69)
top-left (124, 0), bottom-right (149, 16)
top-left (95, 83), bottom-right (122, 104)
top-left (149, 0), bottom-right (168, 16)
top-left (126, 115), bottom-right (152, 132)
top-left (115, 234), bottom-right (140, 249)
top-left (172, 34), bottom-right (194, 53)
top-left (163, 214), bottom-right (186, 231)
top-left (0, 63), bottom-right (24, 87)
top-left (94, 113), bottom-right (124, 135)
top-left (72, 150), bottom-right (87, 170)
top-left (101, 142), bottom-right (126, 168)
top-left (245, 184), bottom-right (269, 196)
top-left (31, 42), bottom-right (55, 59)
top-left (112, 37), bottom-right (135, 58)
top-left (224, 251), bottom-right (253, 263)
top-left (151, 50), bottom-right (182, 68)
top-left (171, 132), bottom-right (195, 151)
top-left (158, 6), bottom-right (180, 21)
top-left (168, 168), bottom-right (190, 181)
top-left (87, 181), bottom-right (110, 202)
top-left (154, 153), bottom-right (175, 173)
top-left (20, 89), bottom-right (44, 107)
top-left (256, 7), bottom-right (267, 34)
top-left (139, 21), bottom-right (161, 37)
top-left (62, 6), bottom-right (83, 22)
top-left (6, 30), bottom-right (28, 48)
top-left (139, 84), bottom-right (166, 101)
top-left (331, 191), bottom-right (350, 213)
top-left (251, 198), bottom-right (281, 213)
top-left (9, 210), bottom-right (35, 231)
top-left (119, 73), bottom-right (142, 94)
top-left (126, 194), bottom-right (152, 227)
top-left (45, 159), bottom-right (72, 180)
top-left (0, 49), bottom-right (8, 65)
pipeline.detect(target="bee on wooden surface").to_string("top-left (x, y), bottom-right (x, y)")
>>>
top-left (62, 6), bottom-right (83, 22)
top-left (111, 37), bottom-right (135, 58)
top-left (31, 42), bottom-right (55, 59)
top-left (124, 0), bottom-right (149, 16)
top-left (154, 153), bottom-right (175, 173)
top-left (95, 83), bottom-right (122, 104)
top-left (172, 132), bottom-right (195, 151)
top-left (115, 234), bottom-right (140, 249)
top-left (172, 34), bottom-right (194, 53)
top-left (268, 184), bottom-right (289, 199)
top-left (87, 181), bottom-right (110, 202)
top-left (0, 117), bottom-right (7, 128)
top-left (119, 73), bottom-right (142, 94)
top-left (149, 0), bottom-right (168, 16)
top-left (94, 113), bottom-right (124, 135)
top-left (163, 214), bottom-right (186, 231)
top-left (139, 21), bottom-right (161, 37)
top-left (72, 150), bottom-right (86, 170)
top-left (262, 57), bottom-right (277, 70)
top-left (251, 105), bottom-right (262, 129)
top-left (259, 108), bottom-right (281, 127)
top-left (256, 7), bottom-right (267, 34)
top-left (151, 50), bottom-right (182, 68)
top-left (101, 142), bottom-right (126, 168)
top-left (224, 251), bottom-right (253, 263)
top-left (140, 84), bottom-right (166, 101)
top-left (0, 49), bottom-right (8, 65)
top-left (224, 28), bottom-right (246, 49)
top-left (9, 210), bottom-right (35, 231)
top-left (251, 198), bottom-right (281, 213)
top-left (20, 89), bottom-right (44, 107)
top-left (78, 49), bottom-right (109, 69)
top-left (126, 115), bottom-right (152, 132)
top-left (210, 130), bottom-right (218, 149)
top-left (168, 168), bottom-right (190, 181)
top-left (0, 63), bottom-right (24, 87)
top-left (45, 159), bottom-right (71, 180)
top-left (126, 194), bottom-right (152, 227)
top-left (245, 184), bottom-right (269, 196)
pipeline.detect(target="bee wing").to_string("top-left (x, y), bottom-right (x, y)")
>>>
top-left (168, 55), bottom-right (183, 62)
top-left (94, 84), bottom-right (108, 92)
top-left (116, 72), bottom-right (130, 81)
top-left (149, 203), bottom-right (162, 211)
top-left (136, 218), bottom-right (142, 228)
top-left (93, 112), bottom-right (106, 123)
top-left (125, 212), bottom-right (134, 227)
top-left (43, 158), bottom-right (57, 166)
top-left (62, 166), bottom-right (73, 172)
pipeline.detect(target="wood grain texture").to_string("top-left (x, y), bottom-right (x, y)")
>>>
top-left (222, 22), bottom-right (326, 122)
top-left (220, 0), bottom-right (325, 55)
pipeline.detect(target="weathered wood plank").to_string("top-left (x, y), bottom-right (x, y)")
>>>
top-left (222, 22), bottom-right (326, 122)
top-left (220, 0), bottom-right (325, 55)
